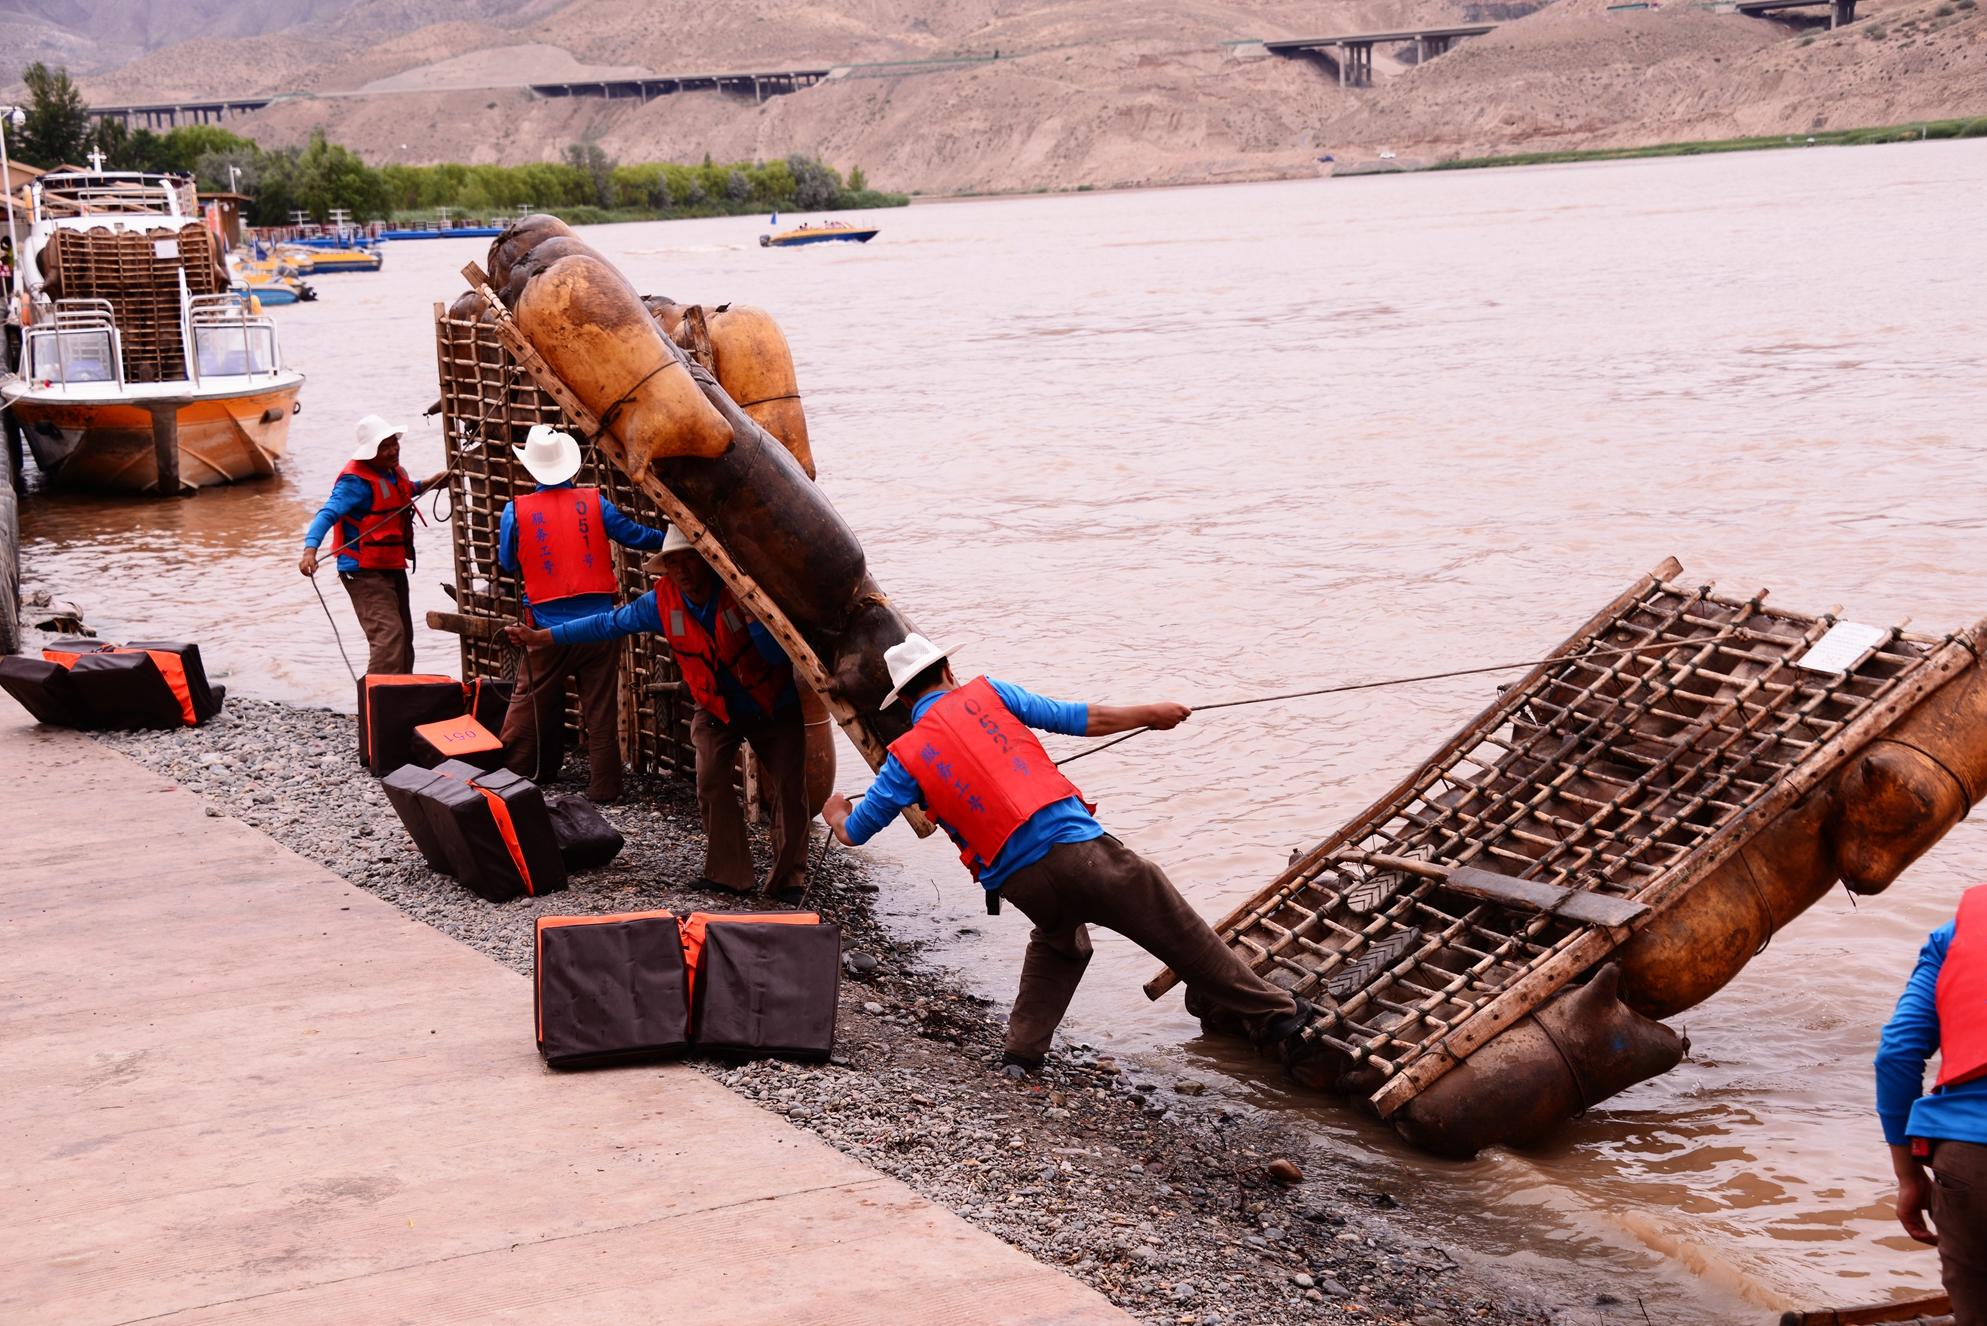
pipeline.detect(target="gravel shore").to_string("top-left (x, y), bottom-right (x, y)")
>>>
top-left (94, 698), bottom-right (1568, 1326)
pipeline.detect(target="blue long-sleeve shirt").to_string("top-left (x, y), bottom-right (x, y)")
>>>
top-left (549, 584), bottom-right (797, 722)
top-left (842, 678), bottom-right (1102, 890)
top-left (303, 474), bottom-right (384, 574)
top-left (497, 483), bottom-right (668, 628)
top-left (1875, 919), bottom-right (1987, 1146)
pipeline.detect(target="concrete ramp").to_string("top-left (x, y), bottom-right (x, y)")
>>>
top-left (0, 721), bottom-right (1130, 1325)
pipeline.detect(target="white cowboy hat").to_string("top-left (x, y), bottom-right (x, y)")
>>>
top-left (660, 525), bottom-right (696, 557)
top-left (513, 423), bottom-right (583, 486)
top-left (351, 413), bottom-right (403, 461)
top-left (881, 633), bottom-right (955, 708)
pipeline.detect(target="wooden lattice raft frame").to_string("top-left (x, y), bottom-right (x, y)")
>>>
top-left (430, 266), bottom-right (932, 834)
top-left (45, 223), bottom-right (225, 384)
top-left (430, 297), bottom-right (695, 776)
top-left (1152, 558), bottom-right (1985, 1125)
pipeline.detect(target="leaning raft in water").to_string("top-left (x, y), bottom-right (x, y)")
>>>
top-left (1152, 558), bottom-right (1987, 1156)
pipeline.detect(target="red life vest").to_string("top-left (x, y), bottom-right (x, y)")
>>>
top-left (885, 675), bottom-right (1091, 880)
top-left (654, 578), bottom-right (791, 725)
top-left (1934, 883), bottom-right (1987, 1089)
top-left (514, 486), bottom-right (618, 611)
top-left (336, 460), bottom-right (416, 571)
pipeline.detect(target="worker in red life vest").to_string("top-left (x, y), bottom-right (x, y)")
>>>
top-left (505, 525), bottom-right (810, 901)
top-left (1877, 885), bottom-right (1987, 1322)
top-left (493, 424), bottom-right (667, 804)
top-left (822, 634), bottom-right (1320, 1075)
top-left (299, 414), bottom-right (447, 675)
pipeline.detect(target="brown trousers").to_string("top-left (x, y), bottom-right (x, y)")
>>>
top-left (1934, 1140), bottom-right (1987, 1326)
top-left (994, 834), bottom-right (1296, 1061)
top-left (499, 638), bottom-right (624, 802)
top-left (340, 570), bottom-right (413, 676)
top-left (691, 705), bottom-right (808, 893)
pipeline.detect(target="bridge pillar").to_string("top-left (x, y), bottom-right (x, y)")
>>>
top-left (1832, 0), bottom-right (1855, 25)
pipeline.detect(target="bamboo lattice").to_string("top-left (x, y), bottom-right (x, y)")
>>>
top-left (1191, 562), bottom-right (1968, 1106)
top-left (45, 224), bottom-right (224, 383)
top-left (431, 303), bottom-right (695, 778)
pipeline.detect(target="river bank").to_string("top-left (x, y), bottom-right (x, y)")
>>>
top-left (1419, 115), bottom-right (1987, 173)
top-left (91, 696), bottom-right (1560, 1326)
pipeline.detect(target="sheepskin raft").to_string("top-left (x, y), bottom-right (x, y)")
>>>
top-left (1153, 558), bottom-right (1987, 1155)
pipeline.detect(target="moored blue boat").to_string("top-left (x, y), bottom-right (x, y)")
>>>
top-left (378, 225), bottom-right (506, 241)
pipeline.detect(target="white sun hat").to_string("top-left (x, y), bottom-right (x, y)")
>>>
top-left (351, 413), bottom-right (404, 461)
top-left (881, 633), bottom-right (955, 708)
top-left (512, 423), bottom-right (583, 486)
top-left (660, 525), bottom-right (696, 556)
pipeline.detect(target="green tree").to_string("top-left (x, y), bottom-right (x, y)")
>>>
top-left (152, 125), bottom-right (254, 174)
top-left (847, 165), bottom-right (867, 193)
top-left (288, 131), bottom-right (389, 221)
top-left (562, 142), bottom-right (615, 208)
top-left (15, 62), bottom-right (92, 168)
top-left (785, 154), bottom-right (842, 208)
top-left (193, 147), bottom-right (262, 196)
top-left (85, 116), bottom-right (134, 169)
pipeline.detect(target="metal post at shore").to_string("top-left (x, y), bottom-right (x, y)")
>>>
top-left (1, 103), bottom-right (25, 299)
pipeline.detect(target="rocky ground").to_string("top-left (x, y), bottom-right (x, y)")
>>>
top-left (94, 697), bottom-right (1574, 1326)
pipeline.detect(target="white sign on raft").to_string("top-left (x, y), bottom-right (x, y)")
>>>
top-left (1797, 621), bottom-right (1888, 674)
top-left (153, 238), bottom-right (180, 259)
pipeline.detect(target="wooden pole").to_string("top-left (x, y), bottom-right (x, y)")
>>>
top-left (458, 263), bottom-right (934, 836)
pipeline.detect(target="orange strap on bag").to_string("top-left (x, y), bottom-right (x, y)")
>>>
top-left (42, 645), bottom-right (106, 668)
top-left (681, 911), bottom-right (820, 1002)
top-left (476, 788), bottom-right (534, 896)
top-left (125, 649), bottom-right (198, 726)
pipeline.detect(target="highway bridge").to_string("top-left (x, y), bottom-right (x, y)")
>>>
top-left (89, 64), bottom-right (837, 129)
top-left (528, 68), bottom-right (832, 103)
top-left (90, 98), bottom-right (273, 129)
top-left (1265, 26), bottom-right (1499, 87)
top-left (1731, 0), bottom-right (1858, 26)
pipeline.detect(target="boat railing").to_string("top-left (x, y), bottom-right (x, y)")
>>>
top-left (31, 173), bottom-right (190, 223)
top-left (21, 299), bottom-right (125, 389)
top-left (184, 290), bottom-right (283, 382)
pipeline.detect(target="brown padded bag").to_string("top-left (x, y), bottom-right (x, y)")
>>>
top-left (1, 656), bottom-right (91, 728)
top-left (692, 918), bottom-right (841, 1060)
top-left (535, 912), bottom-right (690, 1068)
top-left (380, 764), bottom-right (459, 874)
top-left (357, 674), bottom-right (462, 774)
top-left (416, 776), bottom-right (528, 901)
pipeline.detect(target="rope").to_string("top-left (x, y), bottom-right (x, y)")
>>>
top-left (1053, 632), bottom-right (1739, 768)
top-left (592, 360), bottom-right (674, 443)
top-left (303, 439), bottom-right (482, 673)
top-left (734, 391), bottom-right (801, 409)
top-left (311, 572), bottom-right (360, 684)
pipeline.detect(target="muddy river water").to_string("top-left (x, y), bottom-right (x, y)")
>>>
top-left (18, 139), bottom-right (1987, 1321)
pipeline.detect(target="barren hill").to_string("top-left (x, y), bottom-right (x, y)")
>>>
top-left (1328, 0), bottom-right (1987, 159)
top-left (11, 0), bottom-right (1987, 194)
